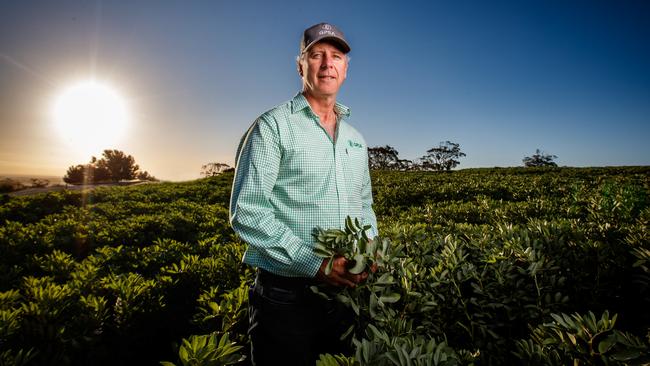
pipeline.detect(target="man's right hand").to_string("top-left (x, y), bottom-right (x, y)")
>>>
top-left (315, 257), bottom-right (368, 288)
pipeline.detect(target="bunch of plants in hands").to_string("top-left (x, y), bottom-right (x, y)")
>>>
top-left (310, 218), bottom-right (472, 365)
top-left (312, 217), bottom-right (402, 340)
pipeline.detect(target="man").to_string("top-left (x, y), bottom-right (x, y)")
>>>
top-left (229, 22), bottom-right (378, 365)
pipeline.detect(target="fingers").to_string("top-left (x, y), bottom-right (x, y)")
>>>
top-left (360, 271), bottom-right (368, 281)
top-left (330, 272), bottom-right (356, 287)
top-left (317, 269), bottom-right (354, 287)
top-left (330, 257), bottom-right (357, 287)
top-left (317, 257), bottom-right (368, 288)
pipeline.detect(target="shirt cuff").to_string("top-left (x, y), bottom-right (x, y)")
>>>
top-left (294, 243), bottom-right (323, 278)
top-left (282, 234), bottom-right (324, 278)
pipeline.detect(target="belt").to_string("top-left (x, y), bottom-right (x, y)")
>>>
top-left (253, 269), bottom-right (317, 304)
top-left (256, 269), bottom-right (316, 290)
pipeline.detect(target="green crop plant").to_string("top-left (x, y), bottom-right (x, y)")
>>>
top-left (312, 217), bottom-right (402, 334)
top-left (312, 218), bottom-right (477, 364)
top-left (160, 332), bottom-right (244, 366)
top-left (514, 311), bottom-right (649, 365)
top-left (0, 168), bottom-right (647, 365)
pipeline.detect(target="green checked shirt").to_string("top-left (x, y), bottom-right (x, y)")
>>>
top-left (229, 92), bottom-right (378, 278)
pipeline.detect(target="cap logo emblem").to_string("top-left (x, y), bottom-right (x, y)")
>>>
top-left (322, 24), bottom-right (332, 30)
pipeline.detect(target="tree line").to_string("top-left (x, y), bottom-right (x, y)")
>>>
top-left (199, 143), bottom-right (558, 177)
top-left (369, 141), bottom-right (466, 171)
top-left (61, 144), bottom-right (558, 186)
top-left (367, 142), bottom-right (558, 171)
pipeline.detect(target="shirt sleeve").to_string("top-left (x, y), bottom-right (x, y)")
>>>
top-left (229, 116), bottom-right (322, 277)
top-left (361, 146), bottom-right (379, 239)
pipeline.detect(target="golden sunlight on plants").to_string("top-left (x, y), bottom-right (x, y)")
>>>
top-left (1, 168), bottom-right (649, 365)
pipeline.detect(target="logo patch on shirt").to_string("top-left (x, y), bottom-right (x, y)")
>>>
top-left (348, 140), bottom-right (363, 149)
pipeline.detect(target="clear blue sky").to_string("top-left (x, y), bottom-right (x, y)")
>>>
top-left (1, 0), bottom-right (649, 180)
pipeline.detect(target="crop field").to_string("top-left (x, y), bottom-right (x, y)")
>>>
top-left (1, 167), bottom-right (649, 365)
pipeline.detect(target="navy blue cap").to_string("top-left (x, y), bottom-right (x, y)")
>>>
top-left (300, 22), bottom-right (351, 54)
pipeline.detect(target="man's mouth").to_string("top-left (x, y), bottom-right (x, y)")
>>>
top-left (318, 75), bottom-right (336, 80)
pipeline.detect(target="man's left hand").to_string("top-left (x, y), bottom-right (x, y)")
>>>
top-left (316, 257), bottom-right (369, 288)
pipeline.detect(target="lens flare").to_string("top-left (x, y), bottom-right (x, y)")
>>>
top-left (53, 80), bottom-right (129, 154)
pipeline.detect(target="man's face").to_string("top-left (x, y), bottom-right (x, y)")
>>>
top-left (299, 41), bottom-right (348, 98)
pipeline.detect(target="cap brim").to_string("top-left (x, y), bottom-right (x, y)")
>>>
top-left (304, 37), bottom-right (351, 54)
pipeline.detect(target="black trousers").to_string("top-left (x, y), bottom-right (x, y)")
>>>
top-left (248, 269), bottom-right (352, 366)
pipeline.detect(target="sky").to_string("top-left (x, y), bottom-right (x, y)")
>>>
top-left (1, 0), bottom-right (649, 181)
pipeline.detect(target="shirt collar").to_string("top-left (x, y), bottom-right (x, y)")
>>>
top-left (290, 92), bottom-right (351, 119)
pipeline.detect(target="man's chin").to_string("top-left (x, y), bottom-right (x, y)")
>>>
top-left (305, 89), bottom-right (340, 99)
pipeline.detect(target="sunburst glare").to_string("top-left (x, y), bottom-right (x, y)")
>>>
top-left (52, 80), bottom-right (129, 155)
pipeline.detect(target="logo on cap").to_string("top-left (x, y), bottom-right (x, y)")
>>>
top-left (301, 22), bottom-right (351, 54)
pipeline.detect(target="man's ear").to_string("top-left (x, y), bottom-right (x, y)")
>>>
top-left (297, 62), bottom-right (303, 77)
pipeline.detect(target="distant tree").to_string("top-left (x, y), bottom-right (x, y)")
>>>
top-left (523, 149), bottom-right (558, 167)
top-left (368, 145), bottom-right (413, 170)
top-left (419, 141), bottom-right (466, 171)
top-left (88, 156), bottom-right (111, 182)
top-left (397, 159), bottom-right (415, 171)
top-left (0, 178), bottom-right (25, 193)
top-left (201, 163), bottom-right (232, 177)
top-left (30, 178), bottom-right (49, 188)
top-left (96, 150), bottom-right (140, 182)
top-left (64, 165), bottom-right (82, 184)
top-left (63, 150), bottom-right (151, 184)
top-left (63, 164), bottom-right (89, 184)
top-left (368, 145), bottom-right (400, 170)
top-left (93, 165), bottom-right (111, 182)
top-left (136, 171), bottom-right (158, 182)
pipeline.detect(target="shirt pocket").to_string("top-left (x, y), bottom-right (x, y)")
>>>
top-left (343, 147), bottom-right (366, 193)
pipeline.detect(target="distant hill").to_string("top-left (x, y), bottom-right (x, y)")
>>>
top-left (0, 173), bottom-right (64, 186)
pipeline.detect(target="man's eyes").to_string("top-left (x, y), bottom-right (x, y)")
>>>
top-left (310, 53), bottom-right (344, 60)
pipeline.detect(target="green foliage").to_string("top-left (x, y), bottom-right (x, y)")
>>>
top-left (514, 311), bottom-right (649, 365)
top-left (0, 348), bottom-right (37, 366)
top-left (193, 283), bottom-right (249, 342)
top-left (0, 174), bottom-right (249, 365)
top-left (312, 220), bottom-right (479, 363)
top-left (312, 219), bottom-right (403, 332)
top-left (313, 217), bottom-right (388, 275)
top-left (34, 250), bottom-right (76, 281)
top-left (316, 353), bottom-right (359, 366)
top-left (0, 168), bottom-right (649, 365)
top-left (100, 272), bottom-right (164, 329)
top-left (339, 324), bottom-right (477, 366)
top-left (160, 332), bottom-right (244, 366)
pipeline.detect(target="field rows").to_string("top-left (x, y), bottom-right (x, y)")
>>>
top-left (1, 167), bottom-right (649, 365)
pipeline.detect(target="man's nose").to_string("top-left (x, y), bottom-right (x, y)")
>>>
top-left (320, 55), bottom-right (333, 68)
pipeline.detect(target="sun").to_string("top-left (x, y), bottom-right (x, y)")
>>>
top-left (53, 80), bottom-right (129, 154)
